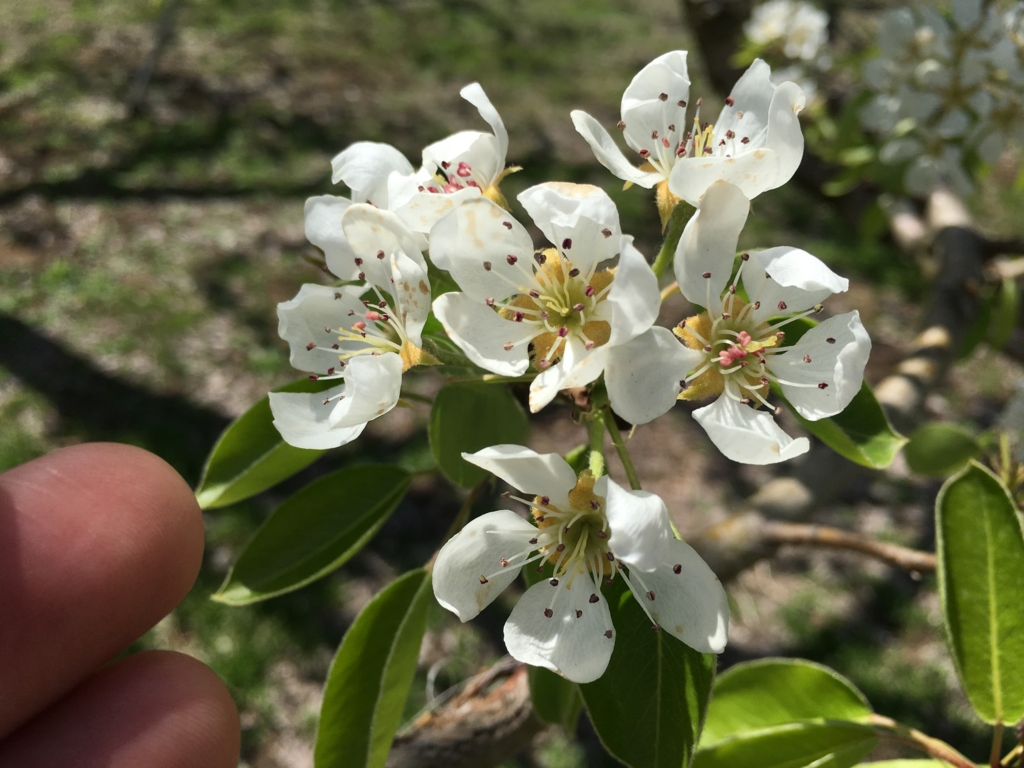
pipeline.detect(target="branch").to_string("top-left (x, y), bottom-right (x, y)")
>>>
top-left (386, 659), bottom-right (541, 768)
top-left (762, 522), bottom-right (936, 573)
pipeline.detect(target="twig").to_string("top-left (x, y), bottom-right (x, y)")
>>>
top-left (870, 714), bottom-right (977, 768)
top-left (763, 522), bottom-right (936, 573)
top-left (993, 721), bottom-right (1006, 768)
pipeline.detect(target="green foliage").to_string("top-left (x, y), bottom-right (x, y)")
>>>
top-left (692, 722), bottom-right (877, 768)
top-left (213, 465), bottom-right (410, 605)
top-left (904, 423), bottom-right (981, 477)
top-left (579, 581), bottom-right (715, 768)
top-left (196, 378), bottom-right (328, 509)
top-left (528, 666), bottom-right (583, 731)
top-left (787, 381), bottom-right (907, 469)
top-left (701, 659), bottom-right (872, 747)
top-left (936, 461), bottom-right (1024, 724)
top-left (314, 569), bottom-right (433, 768)
top-left (429, 382), bottom-right (530, 487)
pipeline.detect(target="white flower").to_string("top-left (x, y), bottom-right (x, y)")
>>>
top-left (745, 0), bottom-right (829, 62)
top-left (571, 53), bottom-right (805, 209)
top-left (269, 204), bottom-right (434, 449)
top-left (430, 182), bottom-right (699, 424)
top-left (672, 182), bottom-right (871, 464)
top-left (305, 83), bottom-right (511, 277)
top-left (432, 445), bottom-right (729, 683)
top-left (667, 59), bottom-right (806, 207)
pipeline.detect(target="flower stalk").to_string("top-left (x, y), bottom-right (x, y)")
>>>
top-left (651, 200), bottom-right (692, 279)
top-left (603, 406), bottom-right (641, 491)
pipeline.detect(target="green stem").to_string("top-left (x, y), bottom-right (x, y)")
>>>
top-left (650, 200), bottom-right (692, 279)
top-left (426, 479), bottom-right (488, 572)
top-left (588, 410), bottom-right (607, 478)
top-left (603, 407), bottom-right (641, 490)
top-left (993, 721), bottom-right (1006, 768)
top-left (868, 715), bottom-right (976, 768)
top-left (400, 391), bottom-right (434, 405)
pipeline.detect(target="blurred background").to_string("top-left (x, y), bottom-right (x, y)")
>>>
top-left (2, 0), bottom-right (1023, 765)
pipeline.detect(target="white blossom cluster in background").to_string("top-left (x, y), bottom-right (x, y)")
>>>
top-left (860, 0), bottom-right (1024, 196)
top-left (745, 0), bottom-right (829, 62)
top-left (743, 0), bottom-right (830, 105)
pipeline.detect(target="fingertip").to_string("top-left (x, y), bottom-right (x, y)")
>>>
top-left (0, 651), bottom-right (241, 768)
top-left (0, 442), bottom-right (206, 735)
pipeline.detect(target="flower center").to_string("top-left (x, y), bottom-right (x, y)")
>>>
top-left (530, 471), bottom-right (612, 574)
top-left (674, 260), bottom-right (829, 409)
top-left (675, 298), bottom-right (780, 405)
top-left (492, 247), bottom-right (614, 370)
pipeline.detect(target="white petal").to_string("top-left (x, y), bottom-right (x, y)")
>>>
top-left (518, 182), bottom-right (622, 275)
top-left (673, 181), bottom-right (750, 311)
top-left (570, 110), bottom-right (663, 188)
top-left (764, 80), bottom-right (806, 192)
top-left (423, 131), bottom-right (503, 191)
top-left (669, 149), bottom-right (781, 208)
top-left (432, 292), bottom-right (532, 377)
top-left (305, 195), bottom-right (358, 280)
top-left (432, 510), bottom-right (538, 622)
top-left (330, 142), bottom-right (414, 207)
top-left (342, 204), bottom-right (426, 291)
top-left (327, 353), bottom-right (403, 429)
top-left (620, 50), bottom-right (691, 166)
top-left (604, 327), bottom-right (704, 425)
top-left (634, 541), bottom-right (729, 653)
top-left (529, 336), bottom-right (589, 413)
top-left (390, 249), bottom-right (431, 346)
top-left (692, 396), bottom-right (809, 465)
top-left (462, 445), bottom-right (578, 506)
top-left (429, 198), bottom-right (535, 303)
top-left (742, 246), bottom-right (848, 325)
top-left (460, 82), bottom-right (508, 173)
top-left (277, 283), bottom-right (365, 373)
top-left (772, 311), bottom-right (871, 420)
top-left (598, 476), bottom-right (674, 572)
top-left (605, 236), bottom-right (660, 346)
top-left (714, 59), bottom-right (775, 150)
top-left (269, 384), bottom-right (365, 450)
top-left (504, 576), bottom-right (614, 684)
top-left (393, 185), bottom-right (482, 242)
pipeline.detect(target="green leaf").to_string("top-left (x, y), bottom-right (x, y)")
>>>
top-left (693, 722), bottom-right (877, 768)
top-left (702, 659), bottom-right (872, 746)
top-left (315, 569), bottom-right (432, 768)
top-left (195, 378), bottom-right (328, 509)
top-left (580, 581), bottom-right (716, 768)
top-left (213, 465), bottom-right (410, 605)
top-left (528, 666), bottom-right (582, 731)
top-left (904, 423), bottom-right (980, 477)
top-left (988, 277), bottom-right (1020, 351)
top-left (786, 381), bottom-right (908, 469)
top-left (429, 382), bottom-right (530, 487)
top-left (936, 460), bottom-right (1024, 724)
top-left (856, 762), bottom-right (948, 767)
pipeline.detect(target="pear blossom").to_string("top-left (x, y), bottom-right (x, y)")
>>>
top-left (672, 182), bottom-right (871, 464)
top-left (860, 1), bottom-right (1024, 196)
top-left (430, 182), bottom-right (699, 424)
top-left (305, 83), bottom-right (512, 278)
top-left (432, 445), bottom-right (729, 683)
top-left (744, 0), bottom-right (829, 62)
top-left (269, 204), bottom-right (435, 449)
top-left (571, 52), bottom-right (805, 211)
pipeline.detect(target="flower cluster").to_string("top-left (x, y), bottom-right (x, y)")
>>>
top-left (744, 0), bottom-right (829, 62)
top-left (860, 0), bottom-right (1024, 195)
top-left (269, 50), bottom-right (871, 679)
